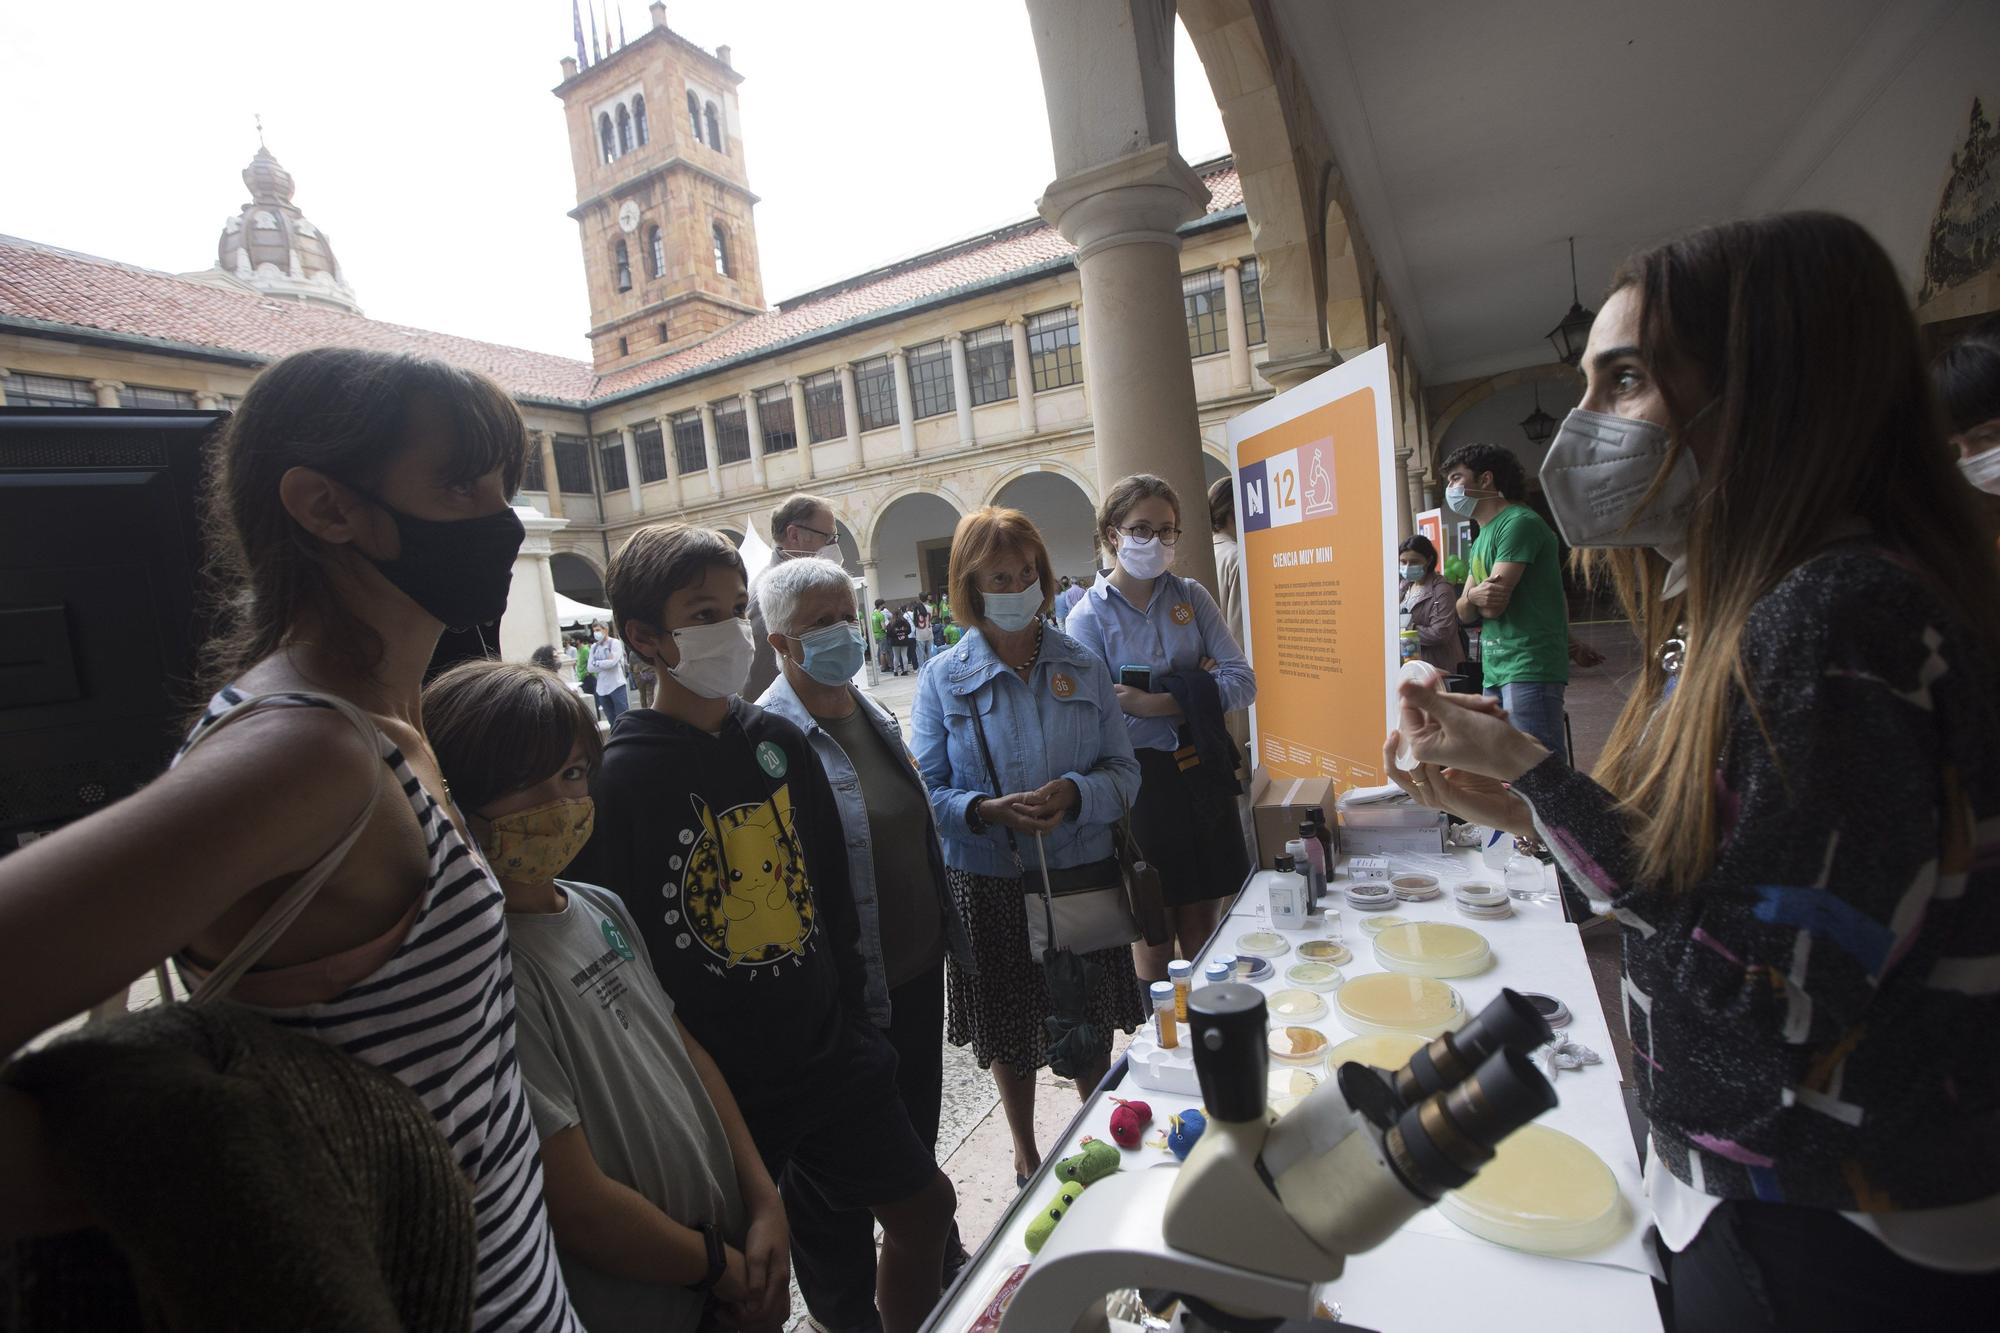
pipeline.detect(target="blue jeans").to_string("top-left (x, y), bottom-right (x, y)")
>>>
top-left (598, 683), bottom-right (629, 725)
top-left (1484, 680), bottom-right (1566, 764)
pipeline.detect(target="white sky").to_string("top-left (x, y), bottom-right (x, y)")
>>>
top-left (1, 0), bottom-right (1230, 361)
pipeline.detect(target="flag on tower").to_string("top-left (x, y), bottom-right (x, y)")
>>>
top-left (588, 1), bottom-right (601, 63)
top-left (617, 4), bottom-right (627, 49)
top-left (571, 0), bottom-right (586, 66)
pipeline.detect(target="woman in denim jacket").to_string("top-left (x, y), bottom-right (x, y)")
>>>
top-left (909, 506), bottom-right (1144, 1182)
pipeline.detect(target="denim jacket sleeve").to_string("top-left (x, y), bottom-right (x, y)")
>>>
top-left (1063, 659), bottom-right (1140, 828)
top-left (910, 661), bottom-right (979, 837)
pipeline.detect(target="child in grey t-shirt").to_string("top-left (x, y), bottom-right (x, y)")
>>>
top-left (424, 660), bottom-right (789, 1333)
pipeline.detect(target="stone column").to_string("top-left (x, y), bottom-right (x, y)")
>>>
top-left (194, 392), bottom-right (221, 410)
top-left (1008, 319), bottom-right (1037, 436)
top-left (740, 390), bottom-right (767, 489)
top-left (500, 508), bottom-right (570, 664)
top-left (90, 379), bottom-right (124, 408)
top-left (1038, 144), bottom-right (1217, 594)
top-left (859, 558), bottom-right (884, 687)
top-left (787, 377), bottom-right (815, 480)
top-left (890, 349), bottom-right (918, 459)
top-left (536, 430), bottom-right (565, 519)
top-left (1394, 451), bottom-right (1415, 542)
top-left (1404, 452), bottom-right (1426, 536)
top-left (656, 415), bottom-right (684, 507)
top-left (948, 332), bottom-right (975, 447)
top-left (837, 362), bottom-right (862, 469)
top-left (620, 426), bottom-right (645, 516)
top-left (1259, 349), bottom-right (1339, 393)
top-left (1220, 258), bottom-right (1252, 391)
top-left (1071, 299), bottom-right (1090, 418)
top-left (698, 402), bottom-right (722, 493)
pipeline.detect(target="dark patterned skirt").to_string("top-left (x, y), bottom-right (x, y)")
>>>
top-left (944, 866), bottom-right (1147, 1079)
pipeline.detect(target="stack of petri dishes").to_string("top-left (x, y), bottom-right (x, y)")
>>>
top-left (1372, 921), bottom-right (1493, 978)
top-left (1284, 960), bottom-right (1345, 992)
top-left (1435, 1123), bottom-right (1624, 1255)
top-left (1297, 938), bottom-right (1352, 967)
top-left (1268, 988), bottom-right (1330, 1023)
top-left (1390, 872), bottom-right (1442, 903)
top-left (1455, 879), bottom-right (1513, 920)
top-left (1335, 972), bottom-right (1465, 1038)
top-left (1345, 880), bottom-right (1396, 914)
top-left (1234, 929), bottom-right (1292, 958)
top-left (1268, 1025), bottom-right (1330, 1069)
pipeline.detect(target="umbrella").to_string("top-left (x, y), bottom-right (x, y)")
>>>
top-left (1032, 833), bottom-right (1102, 1080)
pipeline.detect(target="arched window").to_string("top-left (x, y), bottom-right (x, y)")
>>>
top-left (615, 104), bottom-right (632, 155)
top-left (599, 113), bottom-right (615, 164)
top-left (711, 222), bottom-right (729, 277)
top-left (704, 102), bottom-right (721, 151)
top-left (686, 91), bottom-right (703, 144)
top-left (614, 239), bottom-right (632, 292)
top-left (633, 94), bottom-right (648, 145)
top-left (647, 224), bottom-right (665, 279)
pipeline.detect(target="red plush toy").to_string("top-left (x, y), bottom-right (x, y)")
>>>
top-left (1108, 1096), bottom-right (1154, 1148)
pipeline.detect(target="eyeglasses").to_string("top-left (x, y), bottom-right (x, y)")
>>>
top-left (790, 523), bottom-right (840, 549)
top-left (1116, 523), bottom-right (1181, 546)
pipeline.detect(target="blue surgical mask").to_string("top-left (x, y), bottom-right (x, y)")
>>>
top-left (981, 582), bottom-right (1044, 633)
top-left (1400, 563), bottom-right (1426, 582)
top-left (789, 621), bottom-right (865, 686)
top-left (1444, 484), bottom-right (1480, 518)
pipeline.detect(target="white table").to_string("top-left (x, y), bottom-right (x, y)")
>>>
top-left (924, 851), bottom-right (1664, 1333)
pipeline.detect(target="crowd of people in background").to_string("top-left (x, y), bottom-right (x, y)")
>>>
top-left (3, 208), bottom-right (1999, 1333)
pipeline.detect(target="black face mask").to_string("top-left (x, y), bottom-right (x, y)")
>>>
top-left (358, 494), bottom-right (525, 630)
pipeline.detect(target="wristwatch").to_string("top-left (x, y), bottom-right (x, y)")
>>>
top-left (965, 795), bottom-right (993, 834)
top-left (686, 1222), bottom-right (726, 1293)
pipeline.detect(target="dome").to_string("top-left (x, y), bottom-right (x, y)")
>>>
top-left (210, 140), bottom-right (361, 315)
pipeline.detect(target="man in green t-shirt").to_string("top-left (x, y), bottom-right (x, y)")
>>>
top-left (1442, 443), bottom-right (1571, 761)
top-left (870, 599), bottom-right (891, 672)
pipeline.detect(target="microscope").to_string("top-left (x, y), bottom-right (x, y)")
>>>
top-left (997, 984), bottom-right (1559, 1331)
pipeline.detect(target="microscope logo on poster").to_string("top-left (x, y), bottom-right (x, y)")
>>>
top-left (1239, 437), bottom-right (1336, 535)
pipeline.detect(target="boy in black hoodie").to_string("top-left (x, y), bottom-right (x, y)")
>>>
top-left (574, 524), bottom-right (956, 1333)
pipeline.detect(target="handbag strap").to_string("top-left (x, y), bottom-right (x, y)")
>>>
top-left (162, 691), bottom-right (384, 1005)
top-left (969, 703), bottom-right (1065, 949)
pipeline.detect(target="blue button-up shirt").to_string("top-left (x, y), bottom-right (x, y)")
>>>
top-left (909, 625), bottom-right (1140, 878)
top-left (1062, 571), bottom-right (1256, 752)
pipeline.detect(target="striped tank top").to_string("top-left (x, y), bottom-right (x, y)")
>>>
top-left (177, 687), bottom-right (579, 1333)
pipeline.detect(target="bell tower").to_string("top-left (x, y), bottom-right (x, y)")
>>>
top-left (555, 2), bottom-right (765, 373)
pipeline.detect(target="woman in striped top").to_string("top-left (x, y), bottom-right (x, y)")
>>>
top-left (0, 348), bottom-right (579, 1332)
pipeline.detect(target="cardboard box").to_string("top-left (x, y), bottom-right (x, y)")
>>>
top-left (1249, 768), bottom-right (1341, 869)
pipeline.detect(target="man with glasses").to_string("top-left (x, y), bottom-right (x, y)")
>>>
top-left (745, 493), bottom-right (844, 698)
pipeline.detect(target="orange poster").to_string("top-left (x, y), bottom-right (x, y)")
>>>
top-left (1228, 345), bottom-right (1398, 792)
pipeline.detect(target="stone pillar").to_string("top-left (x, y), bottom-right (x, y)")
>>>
top-left (194, 392), bottom-right (221, 410)
top-left (787, 377), bottom-right (814, 480)
top-left (1008, 318), bottom-right (1037, 436)
top-left (660, 412), bottom-right (692, 506)
top-left (1220, 258), bottom-right (1252, 391)
top-left (1071, 299), bottom-right (1090, 418)
top-left (698, 402), bottom-right (722, 492)
top-left (890, 349), bottom-right (918, 459)
top-left (499, 506), bottom-right (569, 664)
top-left (947, 332), bottom-right (975, 447)
top-left (536, 430), bottom-right (565, 519)
top-left (1394, 451), bottom-right (1415, 542)
top-left (1258, 349), bottom-right (1339, 393)
top-left (859, 558), bottom-right (885, 686)
top-left (90, 379), bottom-right (124, 408)
top-left (837, 362), bottom-right (862, 468)
top-left (1404, 452), bottom-right (1426, 535)
top-left (741, 390), bottom-right (767, 489)
top-left (1038, 144), bottom-right (1217, 594)
top-left (620, 426), bottom-right (645, 515)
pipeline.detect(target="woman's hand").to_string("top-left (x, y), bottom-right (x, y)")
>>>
top-left (1398, 680), bottom-right (1549, 781)
top-left (980, 791), bottom-right (1062, 834)
top-left (1382, 734), bottom-right (1536, 837)
top-left (1019, 778), bottom-right (1079, 828)
top-left (736, 1194), bottom-right (789, 1324)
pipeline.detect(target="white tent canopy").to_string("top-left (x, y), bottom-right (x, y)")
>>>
top-left (554, 591), bottom-right (610, 628)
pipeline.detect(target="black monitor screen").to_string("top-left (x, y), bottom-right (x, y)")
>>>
top-left (0, 408), bottom-right (221, 846)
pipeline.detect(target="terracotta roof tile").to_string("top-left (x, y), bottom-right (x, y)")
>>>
top-left (0, 161), bottom-right (1242, 409)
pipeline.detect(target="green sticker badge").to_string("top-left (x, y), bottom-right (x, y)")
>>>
top-left (755, 740), bottom-right (788, 779)
top-left (600, 916), bottom-right (636, 961)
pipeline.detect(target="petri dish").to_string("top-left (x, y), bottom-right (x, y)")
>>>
top-left (1267, 988), bottom-right (1329, 1022)
top-left (1345, 882), bottom-right (1395, 909)
top-left (1436, 1123), bottom-right (1624, 1255)
top-left (1373, 922), bottom-right (1493, 978)
top-left (1391, 873), bottom-right (1442, 901)
top-left (1326, 1031), bottom-right (1426, 1072)
top-left (1268, 1067), bottom-right (1320, 1115)
top-left (1358, 912), bottom-right (1410, 936)
top-left (1297, 939), bottom-right (1352, 965)
top-left (1235, 930), bottom-right (1292, 958)
top-left (1335, 972), bottom-right (1464, 1037)
top-left (1285, 961), bottom-right (1345, 992)
top-left (1268, 1025), bottom-right (1330, 1068)
top-left (1236, 956), bottom-right (1275, 983)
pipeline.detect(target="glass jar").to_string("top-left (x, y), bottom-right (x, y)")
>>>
top-left (1505, 838), bottom-right (1551, 903)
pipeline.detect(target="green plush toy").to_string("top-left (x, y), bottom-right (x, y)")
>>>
top-left (1025, 1181), bottom-right (1086, 1254)
top-left (1052, 1138), bottom-right (1120, 1188)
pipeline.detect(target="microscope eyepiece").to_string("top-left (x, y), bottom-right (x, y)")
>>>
top-left (1188, 982), bottom-right (1269, 1124)
top-left (1383, 1046), bottom-right (1557, 1198)
top-left (1391, 987), bottom-right (1551, 1106)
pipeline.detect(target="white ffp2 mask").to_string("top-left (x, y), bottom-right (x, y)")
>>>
top-left (665, 619), bottom-right (756, 699)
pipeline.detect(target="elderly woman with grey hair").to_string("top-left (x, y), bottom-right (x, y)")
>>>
top-left (751, 556), bottom-right (973, 1320)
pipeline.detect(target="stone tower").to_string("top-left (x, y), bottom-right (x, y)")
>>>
top-left (209, 136), bottom-right (361, 314)
top-left (555, 2), bottom-right (765, 373)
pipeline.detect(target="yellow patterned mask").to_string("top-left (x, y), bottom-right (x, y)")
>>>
top-left (480, 797), bottom-right (595, 884)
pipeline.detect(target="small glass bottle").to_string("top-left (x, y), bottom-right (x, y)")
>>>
top-left (1505, 837), bottom-right (1550, 903)
top-left (1296, 819), bottom-right (1327, 900)
top-left (1308, 808), bottom-right (1336, 878)
top-left (1150, 980), bottom-right (1179, 1049)
top-left (1202, 959), bottom-right (1232, 987)
top-left (1167, 959), bottom-right (1194, 1021)
top-left (1213, 953), bottom-right (1240, 981)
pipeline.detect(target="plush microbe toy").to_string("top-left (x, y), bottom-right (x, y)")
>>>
top-left (1167, 1108), bottom-right (1208, 1160)
top-left (1052, 1137), bottom-right (1121, 1187)
top-left (1024, 1181), bottom-right (1087, 1254)
top-left (1108, 1096), bottom-right (1153, 1148)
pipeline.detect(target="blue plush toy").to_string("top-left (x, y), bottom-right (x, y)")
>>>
top-left (1167, 1108), bottom-right (1208, 1160)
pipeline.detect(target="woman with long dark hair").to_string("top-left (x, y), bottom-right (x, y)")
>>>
top-left (1388, 214), bottom-right (2000, 1329)
top-left (0, 348), bottom-right (580, 1331)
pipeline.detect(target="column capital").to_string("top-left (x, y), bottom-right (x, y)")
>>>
top-left (699, 401), bottom-right (717, 421)
top-left (1219, 257), bottom-right (1243, 272)
top-left (1004, 317), bottom-right (1025, 332)
top-left (1036, 143), bottom-right (1209, 263)
top-left (89, 378), bottom-right (125, 392)
top-left (946, 330), bottom-right (965, 346)
top-left (1259, 347), bottom-right (1341, 392)
top-left (785, 376), bottom-right (802, 389)
top-left (889, 347), bottom-right (909, 364)
top-left (834, 361), bottom-right (853, 375)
